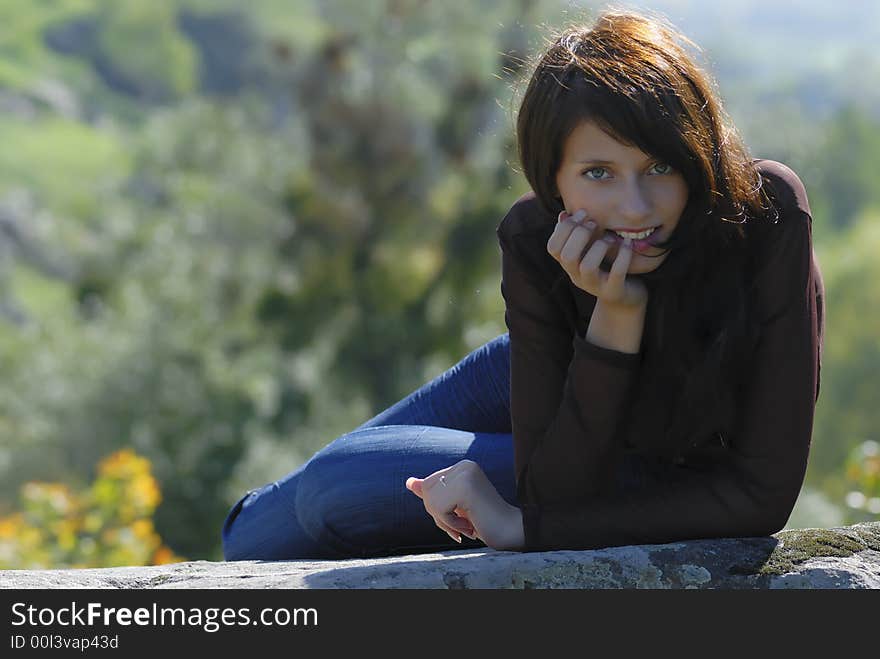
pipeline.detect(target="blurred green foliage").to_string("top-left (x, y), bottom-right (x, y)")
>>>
top-left (0, 0), bottom-right (877, 566)
top-left (842, 441), bottom-right (880, 520)
top-left (808, 207), bottom-right (880, 526)
top-left (0, 0), bottom-right (557, 562)
top-left (99, 2), bottom-right (197, 101)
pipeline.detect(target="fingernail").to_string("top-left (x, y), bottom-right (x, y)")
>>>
top-left (602, 233), bottom-right (616, 243)
top-left (584, 220), bottom-right (596, 230)
top-left (622, 236), bottom-right (633, 248)
top-left (455, 534), bottom-right (462, 543)
top-left (557, 211), bottom-right (568, 223)
top-left (573, 209), bottom-right (587, 222)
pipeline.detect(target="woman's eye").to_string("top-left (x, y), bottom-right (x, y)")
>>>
top-left (650, 162), bottom-right (672, 175)
top-left (583, 167), bottom-right (610, 180)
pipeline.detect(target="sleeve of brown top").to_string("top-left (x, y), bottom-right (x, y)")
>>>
top-left (497, 203), bottom-right (642, 508)
top-left (500, 161), bottom-right (822, 552)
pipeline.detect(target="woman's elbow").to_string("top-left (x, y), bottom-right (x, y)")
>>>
top-left (740, 497), bottom-right (795, 539)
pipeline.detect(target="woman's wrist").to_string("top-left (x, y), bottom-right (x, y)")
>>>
top-left (501, 504), bottom-right (526, 551)
top-left (585, 299), bottom-right (648, 354)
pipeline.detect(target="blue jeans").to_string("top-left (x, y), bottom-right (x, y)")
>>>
top-left (221, 333), bottom-right (645, 560)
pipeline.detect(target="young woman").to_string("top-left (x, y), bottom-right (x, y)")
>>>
top-left (221, 10), bottom-right (824, 559)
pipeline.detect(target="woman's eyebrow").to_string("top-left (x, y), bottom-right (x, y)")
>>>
top-left (575, 156), bottom-right (655, 165)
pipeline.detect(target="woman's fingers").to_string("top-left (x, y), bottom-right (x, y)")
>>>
top-left (548, 210), bottom-right (592, 261)
top-left (407, 466), bottom-right (482, 543)
top-left (607, 236), bottom-right (633, 297)
top-left (548, 211), bottom-right (620, 297)
top-left (438, 519), bottom-right (463, 543)
top-left (558, 223), bottom-right (595, 269)
top-left (546, 210), bottom-right (649, 308)
top-left (433, 507), bottom-right (476, 543)
top-left (439, 514), bottom-right (470, 542)
top-left (405, 477), bottom-right (424, 498)
top-left (578, 234), bottom-right (612, 284)
top-left (450, 507), bottom-right (477, 537)
top-left (408, 476), bottom-right (463, 542)
top-left (547, 218), bottom-right (578, 256)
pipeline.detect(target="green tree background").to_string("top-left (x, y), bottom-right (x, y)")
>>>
top-left (0, 0), bottom-right (878, 565)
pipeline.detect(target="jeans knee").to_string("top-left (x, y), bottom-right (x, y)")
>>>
top-left (296, 433), bottom-right (405, 558)
top-left (221, 475), bottom-right (339, 561)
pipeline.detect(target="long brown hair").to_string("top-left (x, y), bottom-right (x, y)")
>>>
top-left (513, 9), bottom-right (780, 461)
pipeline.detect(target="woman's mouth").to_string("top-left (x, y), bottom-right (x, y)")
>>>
top-left (603, 226), bottom-right (661, 254)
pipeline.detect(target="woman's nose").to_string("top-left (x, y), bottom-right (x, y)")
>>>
top-left (617, 179), bottom-right (652, 222)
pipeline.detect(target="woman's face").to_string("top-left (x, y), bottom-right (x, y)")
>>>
top-left (555, 119), bottom-right (689, 274)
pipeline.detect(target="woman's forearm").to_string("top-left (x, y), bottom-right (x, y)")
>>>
top-left (585, 300), bottom-right (647, 354)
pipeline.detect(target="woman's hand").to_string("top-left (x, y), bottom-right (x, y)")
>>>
top-left (405, 460), bottom-right (524, 551)
top-left (547, 209), bottom-right (648, 310)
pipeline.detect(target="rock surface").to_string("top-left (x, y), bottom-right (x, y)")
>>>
top-left (2, 522), bottom-right (879, 589)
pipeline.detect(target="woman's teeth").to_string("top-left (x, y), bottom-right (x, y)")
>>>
top-left (613, 227), bottom-right (658, 240)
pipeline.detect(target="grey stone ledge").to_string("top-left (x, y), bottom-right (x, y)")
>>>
top-left (2, 522), bottom-right (879, 589)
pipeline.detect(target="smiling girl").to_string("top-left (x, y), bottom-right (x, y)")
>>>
top-left (222, 9), bottom-right (824, 558)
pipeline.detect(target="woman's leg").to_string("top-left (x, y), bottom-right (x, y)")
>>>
top-left (221, 461), bottom-right (329, 560)
top-left (295, 424), bottom-right (517, 558)
top-left (222, 333), bottom-right (514, 560)
top-left (352, 332), bottom-right (512, 434)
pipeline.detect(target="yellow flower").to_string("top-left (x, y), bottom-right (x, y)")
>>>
top-left (0, 513), bottom-right (25, 540)
top-left (98, 449), bottom-right (151, 481)
top-left (151, 546), bottom-right (183, 565)
top-left (128, 474), bottom-right (161, 512)
top-left (131, 519), bottom-right (155, 541)
top-left (3, 448), bottom-right (177, 569)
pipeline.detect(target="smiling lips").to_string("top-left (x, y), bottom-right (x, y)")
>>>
top-left (602, 226), bottom-right (661, 253)
top-left (562, 211), bottom-right (663, 253)
top-left (608, 226), bottom-right (660, 239)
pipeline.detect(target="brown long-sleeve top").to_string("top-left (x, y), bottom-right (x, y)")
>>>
top-left (496, 159), bottom-right (825, 552)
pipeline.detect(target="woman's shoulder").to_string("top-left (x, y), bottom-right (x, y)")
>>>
top-left (747, 160), bottom-right (821, 316)
top-left (495, 191), bottom-right (563, 287)
top-left (753, 159), bottom-right (812, 219)
top-left (745, 159), bottom-right (815, 262)
top-left (496, 191), bottom-right (556, 242)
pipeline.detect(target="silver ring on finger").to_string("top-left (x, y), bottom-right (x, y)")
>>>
top-left (440, 475), bottom-right (448, 487)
